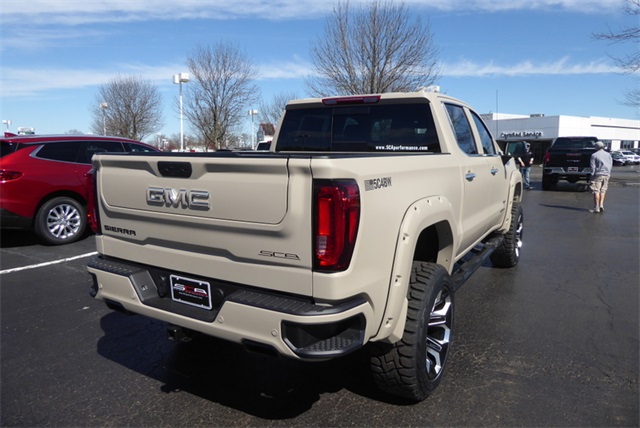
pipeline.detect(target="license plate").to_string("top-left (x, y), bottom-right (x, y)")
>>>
top-left (170, 274), bottom-right (212, 310)
top-left (567, 167), bottom-right (578, 172)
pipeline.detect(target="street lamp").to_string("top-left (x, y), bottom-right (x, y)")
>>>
top-left (2, 120), bottom-right (11, 132)
top-left (248, 109), bottom-right (258, 149)
top-left (100, 102), bottom-right (108, 135)
top-left (173, 73), bottom-right (190, 151)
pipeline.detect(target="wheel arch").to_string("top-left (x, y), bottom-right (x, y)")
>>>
top-left (33, 190), bottom-right (87, 225)
top-left (414, 221), bottom-right (454, 266)
top-left (512, 171), bottom-right (523, 202)
top-left (372, 196), bottom-right (456, 343)
top-left (497, 169), bottom-right (523, 234)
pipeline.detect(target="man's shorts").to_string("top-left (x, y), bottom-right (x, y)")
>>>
top-left (590, 175), bottom-right (610, 194)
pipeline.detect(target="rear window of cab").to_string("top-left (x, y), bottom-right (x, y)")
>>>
top-left (277, 103), bottom-right (440, 152)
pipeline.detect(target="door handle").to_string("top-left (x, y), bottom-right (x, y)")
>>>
top-left (465, 172), bottom-right (476, 181)
top-left (490, 167), bottom-right (499, 175)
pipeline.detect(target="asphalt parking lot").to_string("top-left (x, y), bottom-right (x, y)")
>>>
top-left (1, 165), bottom-right (639, 427)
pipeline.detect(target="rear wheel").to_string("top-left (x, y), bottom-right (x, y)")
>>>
top-left (370, 262), bottom-right (454, 402)
top-left (34, 197), bottom-right (86, 245)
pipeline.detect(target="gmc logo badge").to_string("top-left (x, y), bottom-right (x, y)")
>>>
top-left (147, 187), bottom-right (210, 209)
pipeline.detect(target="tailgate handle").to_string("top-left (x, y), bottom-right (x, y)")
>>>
top-left (158, 161), bottom-right (192, 178)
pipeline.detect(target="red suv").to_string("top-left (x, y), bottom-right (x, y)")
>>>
top-left (0, 134), bottom-right (158, 245)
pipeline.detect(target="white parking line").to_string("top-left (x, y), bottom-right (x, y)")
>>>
top-left (0, 251), bottom-right (98, 275)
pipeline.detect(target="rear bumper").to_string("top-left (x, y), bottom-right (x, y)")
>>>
top-left (542, 166), bottom-right (591, 175)
top-left (543, 167), bottom-right (590, 178)
top-left (87, 255), bottom-right (371, 360)
top-left (0, 208), bottom-right (32, 229)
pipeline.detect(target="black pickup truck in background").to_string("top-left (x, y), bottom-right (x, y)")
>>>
top-left (542, 136), bottom-right (599, 190)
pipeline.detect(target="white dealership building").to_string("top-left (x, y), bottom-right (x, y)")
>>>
top-left (481, 113), bottom-right (640, 162)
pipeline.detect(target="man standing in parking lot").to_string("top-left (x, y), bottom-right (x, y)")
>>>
top-left (589, 141), bottom-right (612, 213)
top-left (517, 143), bottom-right (534, 190)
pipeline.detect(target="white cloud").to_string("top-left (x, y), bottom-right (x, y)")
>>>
top-left (2, 56), bottom-right (620, 98)
top-left (408, 0), bottom-right (623, 13)
top-left (1, 58), bottom-right (312, 98)
top-left (443, 57), bottom-right (621, 77)
top-left (1, 64), bottom-right (183, 97)
top-left (0, 1), bottom-right (332, 25)
top-left (2, 68), bottom-right (109, 97)
top-left (1, 0), bottom-right (625, 27)
top-left (1, 28), bottom-right (109, 50)
top-left (258, 58), bottom-right (313, 80)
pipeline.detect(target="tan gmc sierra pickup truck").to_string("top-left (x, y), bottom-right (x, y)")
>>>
top-left (87, 89), bottom-right (523, 402)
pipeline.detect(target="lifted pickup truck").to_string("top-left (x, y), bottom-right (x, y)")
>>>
top-left (542, 136), bottom-right (599, 190)
top-left (87, 90), bottom-right (523, 402)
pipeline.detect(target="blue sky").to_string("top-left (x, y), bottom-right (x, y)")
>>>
top-left (1, 0), bottom-right (637, 142)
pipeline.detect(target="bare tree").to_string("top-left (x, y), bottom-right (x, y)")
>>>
top-left (258, 90), bottom-right (300, 127)
top-left (593, 0), bottom-right (640, 107)
top-left (183, 42), bottom-right (260, 150)
top-left (306, 0), bottom-right (440, 97)
top-left (91, 75), bottom-right (164, 140)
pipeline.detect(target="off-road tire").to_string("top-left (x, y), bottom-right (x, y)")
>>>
top-left (490, 202), bottom-right (523, 268)
top-left (370, 262), bottom-right (454, 402)
top-left (34, 197), bottom-right (86, 245)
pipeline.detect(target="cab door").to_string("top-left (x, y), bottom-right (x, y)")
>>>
top-left (442, 103), bottom-right (503, 253)
top-left (469, 110), bottom-right (507, 231)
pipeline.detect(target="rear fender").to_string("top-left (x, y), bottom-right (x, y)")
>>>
top-left (373, 195), bottom-right (456, 343)
top-left (497, 169), bottom-right (523, 234)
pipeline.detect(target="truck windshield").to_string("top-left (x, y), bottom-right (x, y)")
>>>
top-left (277, 103), bottom-right (440, 152)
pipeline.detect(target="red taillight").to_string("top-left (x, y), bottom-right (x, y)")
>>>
top-left (543, 151), bottom-right (550, 165)
top-left (322, 95), bottom-right (380, 106)
top-left (313, 179), bottom-right (360, 271)
top-left (85, 169), bottom-right (101, 233)
top-left (0, 170), bottom-right (22, 182)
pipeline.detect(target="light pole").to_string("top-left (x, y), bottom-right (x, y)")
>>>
top-left (248, 109), bottom-right (258, 149)
top-left (173, 73), bottom-right (190, 152)
top-left (100, 102), bottom-right (108, 135)
top-left (2, 120), bottom-right (11, 132)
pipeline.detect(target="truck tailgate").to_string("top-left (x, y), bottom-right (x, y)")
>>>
top-left (100, 155), bottom-right (291, 222)
top-left (548, 150), bottom-right (593, 168)
top-left (92, 153), bottom-right (314, 296)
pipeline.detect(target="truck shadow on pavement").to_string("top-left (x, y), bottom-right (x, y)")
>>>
top-left (538, 204), bottom-right (587, 212)
top-left (97, 312), bottom-right (395, 419)
top-left (542, 182), bottom-right (590, 193)
top-left (0, 230), bottom-right (40, 248)
top-left (0, 229), bottom-right (94, 248)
